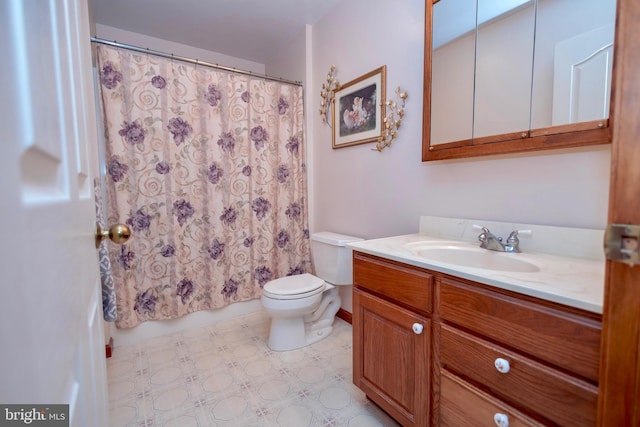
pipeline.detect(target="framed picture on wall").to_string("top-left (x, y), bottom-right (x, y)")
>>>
top-left (332, 65), bottom-right (386, 149)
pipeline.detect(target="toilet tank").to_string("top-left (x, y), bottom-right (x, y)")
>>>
top-left (311, 232), bottom-right (363, 285)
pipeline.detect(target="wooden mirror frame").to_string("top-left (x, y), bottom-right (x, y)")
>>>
top-left (422, 0), bottom-right (614, 162)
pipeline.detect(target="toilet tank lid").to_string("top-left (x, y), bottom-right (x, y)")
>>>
top-left (311, 231), bottom-right (363, 246)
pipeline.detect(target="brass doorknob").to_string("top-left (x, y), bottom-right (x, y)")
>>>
top-left (95, 223), bottom-right (131, 248)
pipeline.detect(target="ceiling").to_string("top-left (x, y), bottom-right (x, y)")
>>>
top-left (91, 0), bottom-right (344, 64)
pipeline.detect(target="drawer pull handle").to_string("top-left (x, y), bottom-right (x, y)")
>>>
top-left (494, 413), bottom-right (509, 427)
top-left (494, 358), bottom-right (510, 374)
top-left (412, 323), bottom-right (424, 334)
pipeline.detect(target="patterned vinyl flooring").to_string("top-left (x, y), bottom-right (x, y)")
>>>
top-left (107, 311), bottom-right (400, 426)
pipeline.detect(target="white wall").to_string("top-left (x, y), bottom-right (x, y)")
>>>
top-left (300, 0), bottom-right (609, 243)
top-left (95, 24), bottom-right (266, 74)
top-left (265, 0), bottom-right (611, 312)
top-left (264, 26), bottom-right (308, 84)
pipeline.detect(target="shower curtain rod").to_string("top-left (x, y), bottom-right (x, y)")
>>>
top-left (90, 37), bottom-right (303, 87)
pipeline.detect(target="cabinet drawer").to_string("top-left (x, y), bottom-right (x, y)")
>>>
top-left (354, 252), bottom-right (433, 313)
top-left (439, 278), bottom-right (601, 382)
top-left (440, 370), bottom-right (544, 427)
top-left (441, 324), bottom-right (598, 427)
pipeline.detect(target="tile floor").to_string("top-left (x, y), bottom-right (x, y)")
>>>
top-left (107, 311), bottom-right (400, 426)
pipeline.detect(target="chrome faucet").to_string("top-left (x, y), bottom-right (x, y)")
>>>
top-left (474, 225), bottom-right (532, 253)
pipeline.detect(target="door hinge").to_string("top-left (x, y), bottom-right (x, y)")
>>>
top-left (604, 224), bottom-right (640, 266)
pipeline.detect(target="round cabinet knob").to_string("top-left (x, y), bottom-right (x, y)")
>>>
top-left (494, 358), bottom-right (510, 374)
top-left (494, 413), bottom-right (509, 427)
top-left (412, 323), bottom-right (423, 335)
top-left (95, 223), bottom-right (132, 248)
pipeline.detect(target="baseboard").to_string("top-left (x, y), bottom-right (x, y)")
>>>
top-left (105, 337), bottom-right (114, 358)
top-left (336, 308), bottom-right (352, 324)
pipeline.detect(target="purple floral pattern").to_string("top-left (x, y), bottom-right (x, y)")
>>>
top-left (118, 245), bottom-right (135, 270)
top-left (287, 265), bottom-right (305, 276)
top-left (285, 203), bottom-right (301, 220)
top-left (100, 61), bottom-right (122, 89)
top-left (152, 75), bottom-right (166, 89)
top-left (250, 126), bottom-right (268, 150)
top-left (220, 207), bottom-right (238, 226)
top-left (161, 245), bottom-right (175, 257)
top-left (134, 289), bottom-right (157, 315)
top-left (119, 121), bottom-right (146, 146)
top-left (207, 238), bottom-right (225, 260)
top-left (155, 161), bottom-right (170, 175)
top-left (126, 209), bottom-right (151, 232)
top-left (208, 162), bottom-right (223, 184)
top-left (277, 165), bottom-right (290, 183)
top-left (278, 97), bottom-right (289, 114)
top-left (168, 117), bottom-right (193, 146)
top-left (221, 278), bottom-right (240, 301)
top-left (277, 230), bottom-right (290, 248)
top-left (217, 132), bottom-right (236, 153)
top-left (96, 45), bottom-right (310, 328)
top-left (286, 136), bottom-right (300, 155)
top-left (205, 84), bottom-right (222, 107)
top-left (172, 199), bottom-right (194, 226)
top-left (108, 156), bottom-right (129, 182)
top-left (176, 278), bottom-right (194, 304)
top-left (251, 197), bottom-right (271, 220)
top-left (255, 266), bottom-right (272, 287)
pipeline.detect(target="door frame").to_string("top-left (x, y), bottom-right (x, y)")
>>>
top-left (598, 0), bottom-right (640, 424)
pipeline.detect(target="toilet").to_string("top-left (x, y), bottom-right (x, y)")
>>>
top-left (261, 231), bottom-right (363, 351)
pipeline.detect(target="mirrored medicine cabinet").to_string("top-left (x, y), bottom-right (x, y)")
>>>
top-left (422, 0), bottom-right (617, 161)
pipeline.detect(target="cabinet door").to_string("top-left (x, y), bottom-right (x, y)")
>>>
top-left (353, 289), bottom-right (430, 427)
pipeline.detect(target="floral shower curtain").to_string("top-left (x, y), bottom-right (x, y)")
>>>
top-left (95, 45), bottom-right (311, 328)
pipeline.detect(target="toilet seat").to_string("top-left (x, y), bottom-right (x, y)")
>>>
top-left (262, 273), bottom-right (326, 300)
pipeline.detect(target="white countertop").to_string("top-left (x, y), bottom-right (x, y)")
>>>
top-left (347, 233), bottom-right (605, 314)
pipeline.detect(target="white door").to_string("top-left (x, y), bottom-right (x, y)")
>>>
top-left (0, 1), bottom-right (109, 426)
top-left (552, 25), bottom-right (615, 125)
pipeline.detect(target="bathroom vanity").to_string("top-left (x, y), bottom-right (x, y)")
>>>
top-left (350, 217), bottom-right (604, 427)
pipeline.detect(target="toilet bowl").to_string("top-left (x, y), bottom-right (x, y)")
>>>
top-left (261, 231), bottom-right (363, 351)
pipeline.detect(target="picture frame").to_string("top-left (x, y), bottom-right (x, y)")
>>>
top-left (332, 65), bottom-right (386, 149)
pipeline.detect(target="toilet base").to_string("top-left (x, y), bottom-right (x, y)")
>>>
top-left (266, 317), bottom-right (334, 351)
top-left (263, 286), bottom-right (342, 352)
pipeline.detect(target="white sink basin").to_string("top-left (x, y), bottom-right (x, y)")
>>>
top-left (405, 242), bottom-right (540, 273)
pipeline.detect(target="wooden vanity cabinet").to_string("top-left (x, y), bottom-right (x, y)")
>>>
top-left (438, 277), bottom-right (602, 427)
top-left (439, 370), bottom-right (544, 427)
top-left (352, 251), bottom-right (602, 427)
top-left (352, 252), bottom-right (434, 427)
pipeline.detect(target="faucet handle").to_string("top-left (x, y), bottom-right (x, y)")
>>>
top-left (509, 229), bottom-right (532, 237)
top-left (473, 224), bottom-right (489, 241)
top-left (506, 229), bottom-right (532, 253)
top-left (473, 225), bottom-right (503, 246)
top-left (472, 224), bottom-right (492, 235)
top-left (506, 229), bottom-right (532, 245)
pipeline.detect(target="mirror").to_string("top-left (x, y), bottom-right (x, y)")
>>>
top-left (430, 0), bottom-right (475, 146)
top-left (474, 0), bottom-right (535, 139)
top-left (423, 0), bottom-right (617, 161)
